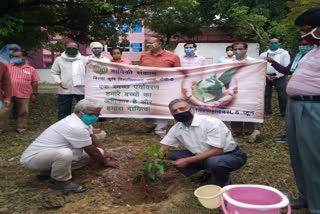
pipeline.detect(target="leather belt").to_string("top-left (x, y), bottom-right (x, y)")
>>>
top-left (290, 96), bottom-right (320, 101)
top-left (225, 146), bottom-right (239, 154)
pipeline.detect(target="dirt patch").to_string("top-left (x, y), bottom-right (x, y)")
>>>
top-left (100, 145), bottom-right (189, 206)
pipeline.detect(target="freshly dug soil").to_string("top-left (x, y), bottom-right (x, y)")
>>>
top-left (101, 146), bottom-right (188, 205)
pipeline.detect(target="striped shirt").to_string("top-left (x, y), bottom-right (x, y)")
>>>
top-left (7, 63), bottom-right (40, 98)
top-left (179, 54), bottom-right (206, 67)
top-left (286, 47), bottom-right (320, 96)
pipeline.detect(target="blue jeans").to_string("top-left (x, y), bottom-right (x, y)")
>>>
top-left (169, 147), bottom-right (247, 187)
top-left (57, 94), bottom-right (84, 120)
top-left (264, 76), bottom-right (287, 117)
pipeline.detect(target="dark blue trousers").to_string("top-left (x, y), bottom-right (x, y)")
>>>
top-left (169, 148), bottom-right (247, 187)
top-left (57, 94), bottom-right (84, 120)
top-left (264, 76), bottom-right (287, 117)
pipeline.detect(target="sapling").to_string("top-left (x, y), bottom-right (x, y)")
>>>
top-left (133, 144), bottom-right (172, 185)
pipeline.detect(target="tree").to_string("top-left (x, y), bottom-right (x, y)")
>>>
top-left (223, 5), bottom-right (269, 45)
top-left (195, 0), bottom-right (288, 51)
top-left (0, 0), bottom-right (154, 49)
top-left (143, 0), bottom-right (202, 47)
top-left (268, 0), bottom-right (320, 51)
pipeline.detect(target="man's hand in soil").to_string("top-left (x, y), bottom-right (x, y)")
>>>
top-left (104, 152), bottom-right (118, 161)
top-left (104, 157), bottom-right (118, 168)
top-left (172, 158), bottom-right (190, 168)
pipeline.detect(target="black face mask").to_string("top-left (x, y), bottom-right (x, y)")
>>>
top-left (173, 110), bottom-right (194, 123)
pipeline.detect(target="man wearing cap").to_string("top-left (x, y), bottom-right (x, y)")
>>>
top-left (286, 6), bottom-right (320, 212)
top-left (86, 42), bottom-right (110, 63)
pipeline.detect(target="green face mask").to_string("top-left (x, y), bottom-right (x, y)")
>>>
top-left (269, 43), bottom-right (280, 51)
top-left (80, 112), bottom-right (99, 125)
top-left (65, 48), bottom-right (78, 56)
top-left (298, 45), bottom-right (314, 54)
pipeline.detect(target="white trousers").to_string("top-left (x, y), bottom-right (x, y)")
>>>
top-left (24, 148), bottom-right (104, 181)
top-left (144, 118), bottom-right (168, 134)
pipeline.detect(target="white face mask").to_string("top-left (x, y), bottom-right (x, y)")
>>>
top-left (301, 27), bottom-right (320, 44)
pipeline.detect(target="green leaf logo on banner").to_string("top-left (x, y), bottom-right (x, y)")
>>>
top-left (92, 64), bottom-right (109, 74)
top-left (192, 69), bottom-right (234, 103)
top-left (218, 69), bottom-right (234, 88)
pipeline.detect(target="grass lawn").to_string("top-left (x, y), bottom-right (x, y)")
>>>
top-left (0, 93), bottom-right (309, 213)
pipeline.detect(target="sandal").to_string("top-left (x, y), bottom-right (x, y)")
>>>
top-left (48, 179), bottom-right (88, 194)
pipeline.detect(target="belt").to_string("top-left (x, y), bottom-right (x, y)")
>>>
top-left (290, 95), bottom-right (320, 101)
top-left (225, 146), bottom-right (239, 154)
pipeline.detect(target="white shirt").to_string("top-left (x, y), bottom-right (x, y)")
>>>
top-left (85, 55), bottom-right (110, 64)
top-left (20, 113), bottom-right (93, 165)
top-left (161, 114), bottom-right (237, 154)
top-left (51, 55), bottom-right (86, 95)
top-left (259, 48), bottom-right (290, 78)
top-left (218, 56), bottom-right (235, 63)
top-left (180, 54), bottom-right (206, 67)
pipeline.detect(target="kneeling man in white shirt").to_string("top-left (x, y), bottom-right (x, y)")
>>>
top-left (161, 99), bottom-right (247, 187)
top-left (20, 99), bottom-right (116, 193)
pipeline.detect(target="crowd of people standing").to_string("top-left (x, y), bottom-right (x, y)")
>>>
top-left (0, 5), bottom-right (319, 213)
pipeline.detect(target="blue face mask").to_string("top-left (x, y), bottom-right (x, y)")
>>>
top-left (185, 49), bottom-right (195, 56)
top-left (11, 58), bottom-right (24, 64)
top-left (81, 112), bottom-right (99, 125)
top-left (234, 50), bottom-right (246, 59)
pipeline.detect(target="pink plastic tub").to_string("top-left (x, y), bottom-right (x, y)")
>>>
top-left (220, 185), bottom-right (291, 214)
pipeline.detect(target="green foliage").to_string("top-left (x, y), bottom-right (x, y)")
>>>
top-left (143, 0), bottom-right (202, 47)
top-left (0, 0), bottom-right (150, 49)
top-left (267, 0), bottom-right (320, 52)
top-left (45, 41), bottom-right (65, 54)
top-left (0, 16), bottom-right (23, 41)
top-left (133, 144), bottom-right (172, 185)
top-left (224, 5), bottom-right (269, 45)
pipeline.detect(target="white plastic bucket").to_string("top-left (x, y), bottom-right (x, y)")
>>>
top-left (194, 185), bottom-right (223, 209)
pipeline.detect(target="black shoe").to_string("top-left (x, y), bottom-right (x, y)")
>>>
top-left (191, 171), bottom-right (211, 184)
top-left (290, 198), bottom-right (308, 209)
top-left (36, 174), bottom-right (51, 182)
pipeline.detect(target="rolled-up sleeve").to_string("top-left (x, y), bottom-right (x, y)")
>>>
top-left (160, 127), bottom-right (180, 147)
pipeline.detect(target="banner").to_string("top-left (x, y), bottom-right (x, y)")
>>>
top-left (85, 60), bottom-right (266, 122)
